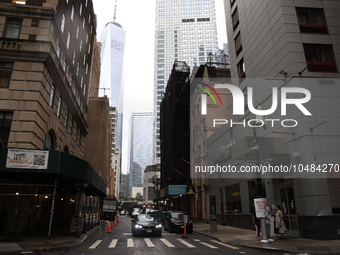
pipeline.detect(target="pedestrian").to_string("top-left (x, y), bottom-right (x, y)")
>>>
top-left (275, 205), bottom-right (286, 240)
top-left (266, 206), bottom-right (274, 242)
top-left (252, 211), bottom-right (261, 237)
top-left (0, 205), bottom-right (7, 235)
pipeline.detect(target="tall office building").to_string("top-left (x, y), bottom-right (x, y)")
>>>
top-left (128, 112), bottom-right (154, 196)
top-left (99, 5), bottom-right (125, 149)
top-left (153, 0), bottom-right (219, 165)
top-left (98, 4), bottom-right (125, 197)
top-left (206, 0), bottom-right (340, 239)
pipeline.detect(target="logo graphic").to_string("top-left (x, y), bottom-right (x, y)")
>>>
top-left (198, 82), bottom-right (223, 115)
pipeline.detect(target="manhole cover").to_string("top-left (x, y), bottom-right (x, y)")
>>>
top-left (297, 246), bottom-right (331, 251)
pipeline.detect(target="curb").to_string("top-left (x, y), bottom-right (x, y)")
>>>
top-left (0, 226), bottom-right (100, 254)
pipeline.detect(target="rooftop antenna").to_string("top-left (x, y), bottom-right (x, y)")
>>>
top-left (113, 0), bottom-right (117, 22)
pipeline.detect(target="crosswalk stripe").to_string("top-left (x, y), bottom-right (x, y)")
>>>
top-left (108, 239), bottom-right (118, 248)
top-left (89, 240), bottom-right (102, 249)
top-left (144, 238), bottom-right (155, 247)
top-left (177, 239), bottom-right (196, 248)
top-left (200, 242), bottom-right (218, 249)
top-left (127, 238), bottom-right (134, 247)
top-left (193, 239), bottom-right (201, 242)
top-left (160, 238), bottom-right (175, 247)
top-left (210, 240), bottom-right (239, 249)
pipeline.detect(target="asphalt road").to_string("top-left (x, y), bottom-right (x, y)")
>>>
top-left (27, 216), bottom-right (310, 255)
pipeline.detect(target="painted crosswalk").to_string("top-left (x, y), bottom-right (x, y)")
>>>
top-left (88, 237), bottom-right (239, 250)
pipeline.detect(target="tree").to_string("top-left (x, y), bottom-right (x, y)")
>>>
top-left (135, 192), bottom-right (143, 201)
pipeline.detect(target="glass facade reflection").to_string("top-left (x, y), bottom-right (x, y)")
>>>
top-left (153, 0), bottom-right (218, 164)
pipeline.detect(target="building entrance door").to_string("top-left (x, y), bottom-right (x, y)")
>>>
top-left (279, 183), bottom-right (299, 236)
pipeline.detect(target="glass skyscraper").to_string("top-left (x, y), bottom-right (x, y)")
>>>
top-left (128, 112), bottom-right (154, 196)
top-left (154, 0), bottom-right (219, 164)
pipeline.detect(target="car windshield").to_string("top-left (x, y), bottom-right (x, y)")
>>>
top-left (136, 214), bottom-right (156, 222)
top-left (171, 212), bottom-right (185, 219)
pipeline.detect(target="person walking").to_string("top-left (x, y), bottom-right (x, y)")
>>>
top-left (252, 211), bottom-right (261, 237)
top-left (266, 206), bottom-right (274, 242)
top-left (275, 205), bottom-right (286, 240)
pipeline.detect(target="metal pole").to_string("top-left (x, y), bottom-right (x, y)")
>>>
top-left (260, 218), bottom-right (269, 243)
top-left (47, 180), bottom-right (57, 240)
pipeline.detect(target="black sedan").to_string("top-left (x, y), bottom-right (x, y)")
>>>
top-left (164, 211), bottom-right (193, 233)
top-left (131, 214), bottom-right (162, 236)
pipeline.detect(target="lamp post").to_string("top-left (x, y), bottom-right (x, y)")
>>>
top-left (252, 109), bottom-right (269, 243)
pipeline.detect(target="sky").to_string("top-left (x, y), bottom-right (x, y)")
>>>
top-left (92, 0), bottom-right (228, 174)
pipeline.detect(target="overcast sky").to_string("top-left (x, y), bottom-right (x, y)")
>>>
top-left (92, 0), bottom-right (228, 174)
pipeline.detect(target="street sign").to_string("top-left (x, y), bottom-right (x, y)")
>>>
top-left (254, 198), bottom-right (267, 218)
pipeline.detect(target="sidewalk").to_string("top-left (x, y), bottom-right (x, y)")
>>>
top-left (0, 226), bottom-right (99, 254)
top-left (193, 221), bottom-right (340, 254)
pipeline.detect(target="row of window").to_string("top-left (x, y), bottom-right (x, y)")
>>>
top-left (232, 2), bottom-right (337, 77)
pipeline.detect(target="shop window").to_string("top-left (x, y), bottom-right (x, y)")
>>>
top-left (234, 32), bottom-right (242, 55)
top-left (225, 184), bottom-right (242, 213)
top-left (232, 7), bottom-right (239, 31)
top-left (303, 44), bottom-right (337, 73)
top-left (0, 62), bottom-right (13, 88)
top-left (296, 8), bottom-right (328, 34)
top-left (237, 58), bottom-right (246, 78)
top-left (0, 112), bottom-right (13, 147)
top-left (3, 18), bottom-right (22, 39)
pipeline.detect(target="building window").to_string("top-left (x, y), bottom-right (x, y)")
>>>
top-left (61, 14), bottom-right (65, 33)
top-left (234, 32), bottom-right (242, 55)
top-left (76, 26), bottom-right (79, 40)
top-left (0, 62), bottom-right (13, 88)
top-left (65, 110), bottom-right (69, 127)
top-left (237, 58), bottom-right (246, 78)
top-left (72, 50), bottom-right (76, 64)
top-left (66, 32), bottom-right (70, 49)
top-left (3, 18), bottom-right (22, 39)
top-left (230, 0), bottom-right (236, 7)
top-left (57, 97), bottom-right (62, 117)
top-left (303, 44), bottom-right (337, 73)
top-left (71, 5), bottom-right (75, 21)
top-left (49, 85), bottom-right (55, 107)
top-left (79, 3), bottom-right (83, 15)
top-left (44, 131), bottom-right (55, 150)
top-left (232, 7), bottom-right (239, 31)
top-left (296, 8), bottom-right (328, 34)
top-left (0, 112), bottom-right (13, 147)
top-left (225, 184), bottom-right (242, 213)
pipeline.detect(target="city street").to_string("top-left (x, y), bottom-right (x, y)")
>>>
top-left (19, 216), bottom-right (305, 255)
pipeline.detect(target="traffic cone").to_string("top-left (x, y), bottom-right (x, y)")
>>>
top-left (107, 220), bottom-right (112, 233)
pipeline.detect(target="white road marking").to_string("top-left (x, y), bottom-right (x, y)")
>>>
top-left (200, 242), bottom-right (218, 249)
top-left (193, 239), bottom-right (201, 242)
top-left (144, 238), bottom-right (155, 247)
top-left (127, 238), bottom-right (134, 247)
top-left (178, 239), bottom-right (196, 248)
top-left (160, 238), bottom-right (175, 247)
top-left (108, 239), bottom-right (118, 248)
top-left (89, 240), bottom-right (102, 249)
top-left (210, 240), bottom-right (239, 249)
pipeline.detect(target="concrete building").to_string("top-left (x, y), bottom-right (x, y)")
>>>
top-left (190, 63), bottom-right (231, 221)
top-left (205, 0), bottom-right (340, 239)
top-left (153, 0), bottom-right (219, 166)
top-left (158, 61), bottom-right (191, 212)
top-left (128, 112), bottom-right (153, 196)
top-left (0, 0), bottom-right (107, 237)
top-left (143, 165), bottom-right (157, 205)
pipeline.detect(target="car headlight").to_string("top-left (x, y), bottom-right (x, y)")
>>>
top-left (134, 224), bottom-right (143, 229)
top-left (156, 224), bottom-right (162, 228)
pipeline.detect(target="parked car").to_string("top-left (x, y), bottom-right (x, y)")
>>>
top-left (164, 211), bottom-right (193, 233)
top-left (148, 210), bottom-right (167, 225)
top-left (131, 214), bottom-right (162, 236)
top-left (131, 207), bottom-right (141, 218)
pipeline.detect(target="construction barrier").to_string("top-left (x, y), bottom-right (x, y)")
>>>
top-left (107, 220), bottom-right (112, 233)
